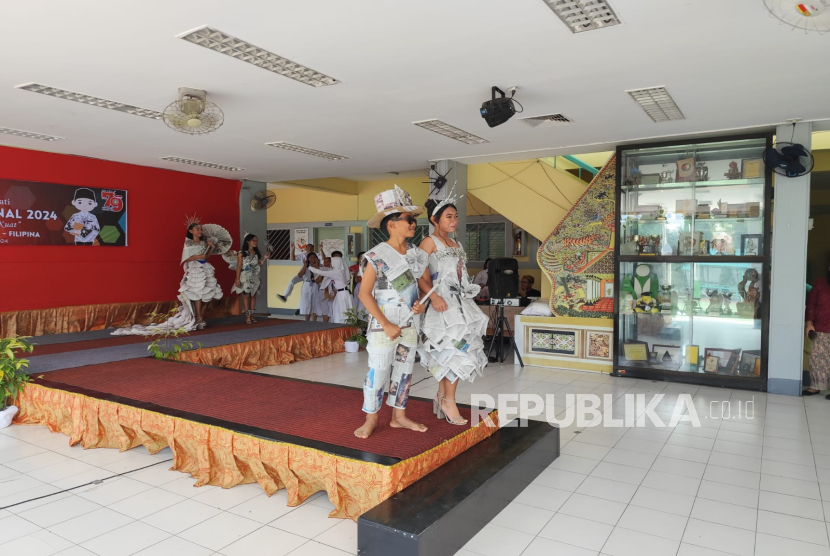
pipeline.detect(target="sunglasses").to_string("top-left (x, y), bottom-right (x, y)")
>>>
top-left (390, 215), bottom-right (417, 225)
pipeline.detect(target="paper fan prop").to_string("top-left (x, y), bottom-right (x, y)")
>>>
top-left (200, 223), bottom-right (233, 254)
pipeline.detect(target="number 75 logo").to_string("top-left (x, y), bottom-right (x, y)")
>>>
top-left (101, 190), bottom-right (124, 212)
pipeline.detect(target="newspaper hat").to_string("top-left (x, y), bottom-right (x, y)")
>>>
top-left (367, 185), bottom-right (424, 228)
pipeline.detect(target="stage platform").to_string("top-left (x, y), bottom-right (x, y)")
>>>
top-left (27, 318), bottom-right (354, 373)
top-left (15, 359), bottom-right (499, 520)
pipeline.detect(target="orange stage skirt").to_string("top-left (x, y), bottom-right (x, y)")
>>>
top-left (15, 384), bottom-right (499, 520)
top-left (1, 298), bottom-right (240, 338)
top-left (177, 326), bottom-right (356, 371)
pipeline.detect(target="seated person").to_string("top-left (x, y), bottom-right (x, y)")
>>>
top-left (519, 275), bottom-right (541, 298)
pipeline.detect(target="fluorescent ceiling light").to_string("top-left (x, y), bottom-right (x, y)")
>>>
top-left (0, 126), bottom-right (64, 141)
top-left (265, 142), bottom-right (349, 161)
top-left (413, 119), bottom-right (489, 145)
top-left (520, 113), bottom-right (574, 128)
top-left (160, 156), bottom-right (245, 172)
top-left (16, 83), bottom-right (162, 120)
top-left (543, 0), bottom-right (621, 33)
top-left (627, 86), bottom-right (685, 122)
top-left (178, 26), bottom-right (340, 88)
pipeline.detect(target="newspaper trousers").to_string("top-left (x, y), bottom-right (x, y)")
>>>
top-left (362, 328), bottom-right (418, 413)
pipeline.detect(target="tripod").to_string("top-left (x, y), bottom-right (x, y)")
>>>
top-left (486, 302), bottom-right (524, 367)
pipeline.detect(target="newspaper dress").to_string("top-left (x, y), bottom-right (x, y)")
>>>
top-left (179, 239), bottom-right (223, 302)
top-left (418, 235), bottom-right (488, 383)
top-left (228, 253), bottom-right (262, 295)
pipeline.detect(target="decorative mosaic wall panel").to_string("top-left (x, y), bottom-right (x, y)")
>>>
top-left (538, 155), bottom-right (616, 318)
top-left (529, 329), bottom-right (578, 357)
top-left (585, 331), bottom-right (612, 361)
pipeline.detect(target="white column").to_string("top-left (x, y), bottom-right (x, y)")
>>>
top-left (767, 122), bottom-right (812, 395)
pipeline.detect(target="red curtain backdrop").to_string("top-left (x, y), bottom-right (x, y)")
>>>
top-left (0, 146), bottom-right (240, 312)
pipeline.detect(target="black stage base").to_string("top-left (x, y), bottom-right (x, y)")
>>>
top-left (358, 419), bottom-right (559, 556)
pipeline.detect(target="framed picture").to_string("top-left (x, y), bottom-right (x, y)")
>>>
top-left (685, 345), bottom-right (700, 370)
top-left (586, 331), bottom-right (612, 361)
top-left (653, 344), bottom-right (682, 365)
top-left (676, 157), bottom-right (696, 183)
top-left (704, 348), bottom-right (742, 375)
top-left (738, 350), bottom-right (762, 377)
top-left (622, 341), bottom-right (649, 362)
top-left (676, 199), bottom-right (696, 215)
top-left (741, 234), bottom-right (763, 256)
top-left (678, 231), bottom-right (703, 256)
top-left (742, 158), bottom-right (764, 179)
top-left (703, 355), bottom-right (720, 373)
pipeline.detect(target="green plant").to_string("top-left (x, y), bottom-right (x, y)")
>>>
top-left (144, 309), bottom-right (202, 360)
top-left (343, 307), bottom-right (369, 347)
top-left (1, 336), bottom-right (34, 411)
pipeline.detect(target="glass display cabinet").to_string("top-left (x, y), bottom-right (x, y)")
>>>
top-left (613, 134), bottom-right (772, 389)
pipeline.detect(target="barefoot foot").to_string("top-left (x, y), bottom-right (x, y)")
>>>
top-left (354, 414), bottom-right (379, 439)
top-left (390, 412), bottom-right (428, 432)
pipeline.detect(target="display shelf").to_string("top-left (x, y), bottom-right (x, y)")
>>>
top-left (618, 255), bottom-right (765, 264)
top-left (621, 178), bottom-right (765, 191)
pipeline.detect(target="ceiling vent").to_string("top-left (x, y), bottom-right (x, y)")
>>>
top-left (265, 142), bottom-right (349, 161)
top-left (627, 86), bottom-right (685, 122)
top-left (0, 126), bottom-right (63, 141)
top-left (178, 26), bottom-right (340, 87)
top-left (16, 83), bottom-right (162, 120)
top-left (520, 113), bottom-right (574, 128)
top-left (160, 156), bottom-right (245, 172)
top-left (413, 119), bottom-right (489, 145)
top-left (542, 0), bottom-right (621, 33)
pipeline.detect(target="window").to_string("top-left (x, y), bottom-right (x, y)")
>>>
top-left (266, 229), bottom-right (291, 260)
top-left (370, 224), bottom-right (431, 247)
top-left (465, 222), bottom-right (506, 261)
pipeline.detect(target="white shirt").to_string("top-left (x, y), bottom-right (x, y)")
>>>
top-left (473, 269), bottom-right (488, 286)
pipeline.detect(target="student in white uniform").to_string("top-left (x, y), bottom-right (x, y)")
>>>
top-left (307, 251), bottom-right (353, 324)
top-left (276, 243), bottom-right (315, 303)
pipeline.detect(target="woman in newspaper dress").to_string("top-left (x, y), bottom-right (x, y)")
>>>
top-left (354, 186), bottom-right (431, 439)
top-left (418, 195), bottom-right (488, 426)
top-left (180, 222), bottom-right (223, 328)
top-left (228, 233), bottom-right (270, 324)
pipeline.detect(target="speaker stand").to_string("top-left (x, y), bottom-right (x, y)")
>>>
top-left (486, 303), bottom-right (524, 367)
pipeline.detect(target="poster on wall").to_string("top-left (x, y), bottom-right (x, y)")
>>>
top-left (294, 228), bottom-right (309, 252)
top-left (320, 238), bottom-right (345, 257)
top-left (0, 179), bottom-right (127, 246)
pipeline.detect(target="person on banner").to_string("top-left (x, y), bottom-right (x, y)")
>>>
top-left (64, 188), bottom-right (100, 245)
top-left (298, 253), bottom-right (322, 322)
top-left (225, 233), bottom-right (270, 325)
top-left (307, 251), bottom-right (353, 323)
top-left (275, 242), bottom-right (315, 303)
top-left (354, 185), bottom-right (431, 439)
top-left (418, 187), bottom-right (488, 426)
top-left (180, 219), bottom-right (224, 328)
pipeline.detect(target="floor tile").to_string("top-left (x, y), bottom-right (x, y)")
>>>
top-left (558, 493), bottom-right (626, 525)
top-left (682, 518), bottom-right (755, 556)
top-left (651, 456), bottom-right (706, 479)
top-left (696, 480), bottom-right (758, 509)
top-left (190, 483), bottom-right (262, 510)
top-left (761, 458), bottom-right (818, 481)
top-left (572, 430), bottom-right (621, 448)
top-left (489, 501), bottom-right (554, 535)
top-left (27, 459), bottom-right (100, 484)
top-left (269, 502), bottom-right (338, 539)
top-left (217, 525), bottom-right (306, 556)
top-left (132, 536), bottom-right (212, 556)
top-left (226, 492), bottom-right (295, 523)
top-left (703, 465), bottom-right (761, 490)
top-left (617, 504), bottom-right (689, 541)
top-left (48, 507), bottom-right (133, 544)
top-left (590, 462), bottom-right (647, 486)
top-left (521, 536), bottom-right (599, 556)
top-left (314, 519), bottom-right (358, 555)
top-left (282, 540), bottom-right (352, 556)
top-left (676, 543), bottom-right (737, 556)
top-left (614, 437), bottom-right (665, 456)
top-left (549, 454), bottom-right (601, 475)
top-left (707, 452), bottom-right (762, 473)
top-left (630, 486), bottom-right (696, 517)
top-left (602, 448), bottom-right (657, 470)
top-left (602, 527), bottom-right (680, 556)
top-left (140, 499), bottom-right (222, 535)
top-left (18, 494), bottom-right (101, 528)
top-left (532, 468), bottom-right (586, 492)
top-left (177, 512), bottom-right (262, 551)
top-left (538, 513), bottom-right (613, 552)
top-left (0, 514), bottom-right (43, 545)
top-left (107, 487), bottom-right (186, 520)
top-left (575, 476), bottom-right (637, 504)
top-left (127, 464), bottom-right (181, 487)
top-left (73, 477), bottom-right (152, 506)
top-left (759, 490), bottom-right (824, 521)
top-left (690, 497), bottom-right (757, 531)
top-left (712, 440), bottom-right (763, 459)
top-left (463, 523), bottom-right (535, 556)
top-left (560, 442), bottom-right (611, 461)
top-left (0, 529), bottom-right (73, 555)
top-left (760, 474), bottom-right (821, 500)
top-left (667, 433), bottom-right (715, 451)
top-left (640, 470), bottom-right (701, 497)
top-left (514, 483), bottom-right (571, 512)
top-left (754, 532), bottom-right (830, 556)
top-left (763, 446), bottom-right (816, 466)
top-left (156, 475), bottom-right (214, 498)
top-left (757, 509), bottom-right (829, 546)
top-left (80, 521), bottom-right (170, 556)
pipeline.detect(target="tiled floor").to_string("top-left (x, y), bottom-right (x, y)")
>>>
top-left (1, 349), bottom-right (827, 555)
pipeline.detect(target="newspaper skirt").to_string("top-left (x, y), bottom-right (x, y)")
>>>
top-left (180, 260), bottom-right (223, 303)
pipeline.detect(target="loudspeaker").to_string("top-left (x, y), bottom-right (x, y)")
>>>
top-left (488, 257), bottom-right (519, 299)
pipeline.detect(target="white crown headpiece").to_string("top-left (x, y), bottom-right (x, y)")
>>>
top-left (433, 181), bottom-right (464, 214)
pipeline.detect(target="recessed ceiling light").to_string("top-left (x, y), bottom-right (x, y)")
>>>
top-left (178, 26), bottom-right (340, 88)
top-left (542, 0), bottom-right (621, 33)
top-left (265, 142), bottom-right (349, 161)
top-left (16, 83), bottom-right (162, 120)
top-left (520, 113), bottom-right (574, 128)
top-left (627, 86), bottom-right (686, 122)
top-left (160, 156), bottom-right (245, 172)
top-left (413, 119), bottom-right (489, 145)
top-left (0, 126), bottom-right (64, 141)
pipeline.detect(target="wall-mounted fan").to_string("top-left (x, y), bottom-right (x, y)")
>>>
top-left (764, 0), bottom-right (830, 34)
top-left (763, 142), bottom-right (815, 177)
top-left (163, 87), bottom-right (224, 135)
top-left (251, 190), bottom-right (277, 211)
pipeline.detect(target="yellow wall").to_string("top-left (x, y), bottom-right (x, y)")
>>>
top-left (267, 263), bottom-right (303, 310)
top-left (268, 187), bottom-right (358, 223)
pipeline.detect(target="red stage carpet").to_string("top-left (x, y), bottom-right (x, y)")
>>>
top-left (17, 359), bottom-right (498, 519)
top-left (30, 318), bottom-right (289, 357)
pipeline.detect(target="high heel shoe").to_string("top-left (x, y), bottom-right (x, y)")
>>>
top-left (439, 397), bottom-right (468, 426)
top-left (433, 392), bottom-right (443, 416)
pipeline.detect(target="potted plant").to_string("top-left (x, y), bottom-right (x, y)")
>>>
top-left (343, 307), bottom-right (369, 353)
top-left (0, 336), bottom-right (34, 428)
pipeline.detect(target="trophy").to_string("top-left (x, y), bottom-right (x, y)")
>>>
top-left (658, 285), bottom-right (673, 315)
top-left (706, 289), bottom-right (722, 315)
top-left (722, 292), bottom-right (733, 315)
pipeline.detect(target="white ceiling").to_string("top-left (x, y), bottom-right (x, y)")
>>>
top-left (1, 0), bottom-right (829, 183)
